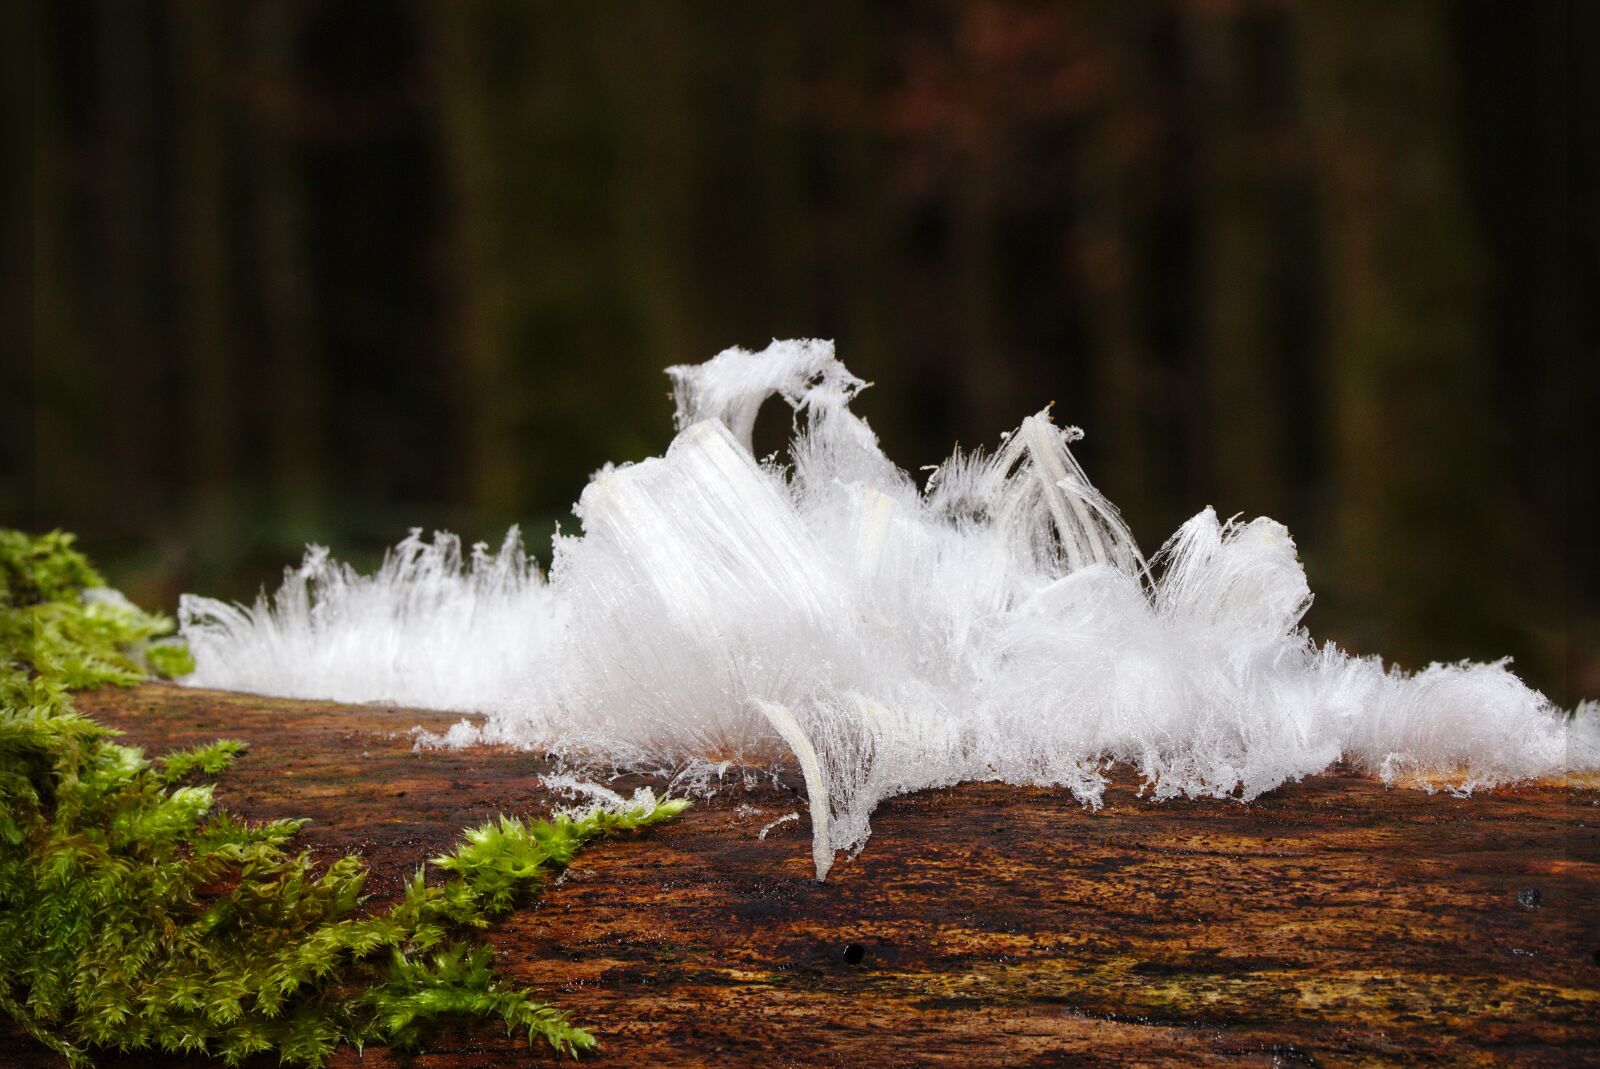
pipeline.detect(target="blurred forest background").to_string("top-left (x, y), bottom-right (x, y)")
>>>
top-left (8, 1), bottom-right (1596, 705)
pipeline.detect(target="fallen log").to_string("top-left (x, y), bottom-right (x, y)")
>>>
top-left (6, 683), bottom-right (1596, 1067)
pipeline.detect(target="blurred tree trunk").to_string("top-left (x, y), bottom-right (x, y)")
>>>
top-left (1304, 1), bottom-right (1509, 663)
top-left (99, 0), bottom-right (159, 531)
top-left (7, 0), bottom-right (43, 523)
top-left (1572, 0), bottom-right (1600, 699)
top-left (1188, 8), bottom-right (1291, 522)
top-left (834, 3), bottom-right (894, 407)
top-left (606, 3), bottom-right (697, 370)
top-left (755, 9), bottom-right (807, 349)
top-left (249, 0), bottom-right (322, 540)
top-left (430, 2), bottom-right (519, 519)
top-left (171, 0), bottom-right (235, 548)
top-left (1451, 4), bottom-right (1585, 703)
top-left (952, 10), bottom-right (1008, 436)
top-left (1077, 6), bottom-right (1156, 540)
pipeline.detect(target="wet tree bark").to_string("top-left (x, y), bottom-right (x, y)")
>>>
top-left (7, 684), bottom-right (1594, 1068)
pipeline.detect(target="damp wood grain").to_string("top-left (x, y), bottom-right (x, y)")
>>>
top-left (7, 683), bottom-right (1598, 1068)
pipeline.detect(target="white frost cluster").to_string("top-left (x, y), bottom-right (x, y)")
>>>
top-left (181, 339), bottom-right (1597, 879)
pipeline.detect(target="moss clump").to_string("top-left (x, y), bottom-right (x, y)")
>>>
top-left (0, 530), bottom-right (192, 689)
top-left (0, 529), bottom-right (687, 1065)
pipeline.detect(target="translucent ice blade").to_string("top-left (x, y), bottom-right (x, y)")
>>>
top-left (755, 700), bottom-right (834, 881)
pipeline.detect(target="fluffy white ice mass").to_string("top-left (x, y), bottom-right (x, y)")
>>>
top-left (181, 340), bottom-right (1597, 879)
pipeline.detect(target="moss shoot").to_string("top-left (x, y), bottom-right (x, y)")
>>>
top-left (0, 529), bottom-right (687, 1066)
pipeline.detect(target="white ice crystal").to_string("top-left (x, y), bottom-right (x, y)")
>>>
top-left (180, 339), bottom-right (1595, 879)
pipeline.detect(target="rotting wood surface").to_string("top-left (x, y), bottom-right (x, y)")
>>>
top-left (7, 684), bottom-right (1598, 1068)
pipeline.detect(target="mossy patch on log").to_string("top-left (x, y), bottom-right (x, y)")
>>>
top-left (0, 531), bottom-right (686, 1067)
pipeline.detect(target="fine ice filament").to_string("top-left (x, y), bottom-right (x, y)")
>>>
top-left (757, 813), bottom-right (800, 841)
top-left (179, 339), bottom-right (1599, 880)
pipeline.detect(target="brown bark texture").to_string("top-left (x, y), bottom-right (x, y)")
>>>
top-left (6, 684), bottom-right (1597, 1068)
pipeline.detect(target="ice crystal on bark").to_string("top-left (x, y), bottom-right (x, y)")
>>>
top-left (181, 340), bottom-right (1593, 879)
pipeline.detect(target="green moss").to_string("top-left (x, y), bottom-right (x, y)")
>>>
top-left (0, 530), bottom-right (105, 605)
top-left (144, 639), bottom-right (197, 680)
top-left (0, 528), bottom-right (687, 1065)
top-left (0, 530), bottom-right (192, 686)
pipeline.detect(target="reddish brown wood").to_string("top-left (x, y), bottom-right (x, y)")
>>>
top-left (7, 684), bottom-right (1597, 1067)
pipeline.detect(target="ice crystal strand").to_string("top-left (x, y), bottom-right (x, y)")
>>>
top-left (756, 700), bottom-right (834, 880)
top-left (1018, 413), bottom-right (1108, 570)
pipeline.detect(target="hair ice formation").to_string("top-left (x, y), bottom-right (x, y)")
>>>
top-left (181, 339), bottom-right (1597, 880)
